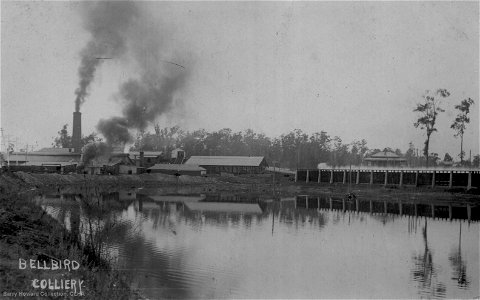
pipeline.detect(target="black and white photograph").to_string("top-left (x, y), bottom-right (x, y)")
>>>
top-left (1, 1), bottom-right (479, 299)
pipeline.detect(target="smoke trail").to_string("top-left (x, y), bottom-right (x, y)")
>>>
top-left (74, 2), bottom-right (139, 112)
top-left (94, 3), bottom-right (190, 147)
top-left (81, 142), bottom-right (112, 166)
top-left (97, 71), bottom-right (187, 145)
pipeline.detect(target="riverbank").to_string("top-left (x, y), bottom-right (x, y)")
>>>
top-left (0, 173), bottom-right (143, 299)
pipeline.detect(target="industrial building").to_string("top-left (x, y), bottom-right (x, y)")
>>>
top-left (184, 156), bottom-right (268, 174)
top-left (1, 148), bottom-right (81, 172)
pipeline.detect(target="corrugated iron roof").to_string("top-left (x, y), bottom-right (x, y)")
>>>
top-left (369, 151), bottom-right (402, 158)
top-left (148, 164), bottom-right (206, 171)
top-left (185, 156), bottom-right (266, 167)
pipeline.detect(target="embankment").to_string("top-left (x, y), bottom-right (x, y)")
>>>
top-left (0, 173), bottom-right (142, 299)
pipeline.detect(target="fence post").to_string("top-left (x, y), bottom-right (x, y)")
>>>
top-left (399, 171), bottom-right (404, 187)
top-left (343, 170), bottom-right (347, 184)
top-left (431, 171), bottom-right (436, 188)
top-left (449, 171), bottom-right (453, 188)
top-left (384, 170), bottom-right (388, 186)
top-left (370, 170), bottom-right (374, 185)
top-left (415, 171), bottom-right (419, 187)
top-left (306, 170), bottom-right (310, 183)
top-left (356, 170), bottom-right (360, 184)
top-left (330, 170), bottom-right (334, 184)
top-left (467, 171), bottom-right (472, 190)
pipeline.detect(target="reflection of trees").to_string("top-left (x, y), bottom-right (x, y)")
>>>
top-left (448, 222), bottom-right (469, 288)
top-left (411, 218), bottom-right (446, 298)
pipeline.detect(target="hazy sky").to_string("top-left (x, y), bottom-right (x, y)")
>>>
top-left (1, 1), bottom-right (479, 158)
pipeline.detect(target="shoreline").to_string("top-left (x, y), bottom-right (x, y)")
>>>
top-left (1, 171), bottom-right (478, 299)
top-left (0, 172), bottom-right (145, 299)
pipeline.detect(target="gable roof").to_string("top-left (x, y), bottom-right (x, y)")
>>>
top-left (365, 151), bottom-right (406, 161)
top-left (185, 156), bottom-right (267, 167)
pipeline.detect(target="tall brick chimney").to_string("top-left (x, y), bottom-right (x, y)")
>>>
top-left (72, 111), bottom-right (82, 153)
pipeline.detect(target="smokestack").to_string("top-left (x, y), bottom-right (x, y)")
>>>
top-left (72, 111), bottom-right (82, 153)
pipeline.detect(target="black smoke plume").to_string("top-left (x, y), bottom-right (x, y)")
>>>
top-left (76, 1), bottom-right (190, 147)
top-left (81, 142), bottom-right (112, 166)
top-left (97, 72), bottom-right (188, 145)
top-left (74, 2), bottom-right (139, 112)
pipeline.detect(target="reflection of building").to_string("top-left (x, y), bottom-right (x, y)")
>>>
top-left (184, 202), bottom-right (263, 214)
top-left (184, 156), bottom-right (268, 174)
top-left (147, 164), bottom-right (206, 176)
top-left (364, 151), bottom-right (406, 167)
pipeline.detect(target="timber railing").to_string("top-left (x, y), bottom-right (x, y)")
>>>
top-left (295, 168), bottom-right (480, 190)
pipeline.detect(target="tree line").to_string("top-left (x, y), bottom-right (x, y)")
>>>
top-left (48, 88), bottom-right (478, 169)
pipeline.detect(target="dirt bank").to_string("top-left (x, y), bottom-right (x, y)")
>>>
top-left (0, 173), bottom-right (143, 299)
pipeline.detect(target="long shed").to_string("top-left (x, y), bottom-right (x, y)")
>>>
top-left (184, 156), bottom-right (268, 174)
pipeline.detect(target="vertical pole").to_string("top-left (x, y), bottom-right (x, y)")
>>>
top-left (399, 171), bottom-right (404, 188)
top-left (449, 205), bottom-right (452, 220)
top-left (329, 197), bottom-right (333, 210)
top-left (356, 170), bottom-right (360, 184)
top-left (317, 197), bottom-right (320, 211)
top-left (384, 170), bottom-right (388, 186)
top-left (295, 170), bottom-right (298, 183)
top-left (467, 171), bottom-right (472, 190)
top-left (449, 171), bottom-right (453, 188)
top-left (355, 198), bottom-right (359, 212)
top-left (369, 200), bottom-right (373, 214)
top-left (414, 204), bottom-right (418, 217)
top-left (399, 202), bottom-right (403, 216)
top-left (415, 171), bottom-right (419, 187)
top-left (467, 204), bottom-right (471, 222)
top-left (318, 170), bottom-right (321, 183)
top-left (342, 198), bottom-right (346, 212)
top-left (330, 170), bottom-right (334, 184)
top-left (305, 196), bottom-right (309, 209)
top-left (343, 170), bottom-right (347, 184)
top-left (384, 201), bottom-right (387, 214)
top-left (431, 204), bottom-right (435, 218)
top-left (370, 170), bottom-right (374, 185)
top-left (306, 170), bottom-right (310, 183)
top-left (431, 171), bottom-right (436, 188)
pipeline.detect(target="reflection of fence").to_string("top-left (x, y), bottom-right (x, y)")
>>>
top-left (296, 169), bottom-right (479, 189)
top-left (294, 195), bottom-right (478, 222)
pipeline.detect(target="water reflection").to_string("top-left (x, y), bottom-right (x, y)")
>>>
top-left (448, 223), bottom-right (470, 289)
top-left (35, 191), bottom-right (479, 299)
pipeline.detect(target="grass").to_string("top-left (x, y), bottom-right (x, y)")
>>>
top-left (0, 178), bottom-right (140, 299)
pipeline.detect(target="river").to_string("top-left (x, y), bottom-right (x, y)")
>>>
top-left (35, 188), bottom-right (479, 299)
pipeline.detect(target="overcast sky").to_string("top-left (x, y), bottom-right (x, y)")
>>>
top-left (1, 1), bottom-right (479, 158)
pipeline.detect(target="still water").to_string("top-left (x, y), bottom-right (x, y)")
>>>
top-left (36, 190), bottom-right (479, 299)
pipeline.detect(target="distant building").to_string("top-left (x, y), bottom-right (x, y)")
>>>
top-left (170, 148), bottom-right (185, 164)
top-left (364, 151), bottom-right (407, 167)
top-left (129, 151), bottom-right (165, 168)
top-left (1, 147), bottom-right (80, 167)
top-left (86, 153), bottom-right (137, 175)
top-left (147, 164), bottom-right (206, 176)
top-left (184, 156), bottom-right (268, 174)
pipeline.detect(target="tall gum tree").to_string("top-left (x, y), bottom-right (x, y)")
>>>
top-left (413, 89), bottom-right (450, 168)
top-left (451, 98), bottom-right (474, 165)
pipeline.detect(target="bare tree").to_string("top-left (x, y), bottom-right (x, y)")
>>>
top-left (413, 89), bottom-right (450, 167)
top-left (451, 98), bottom-right (474, 165)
